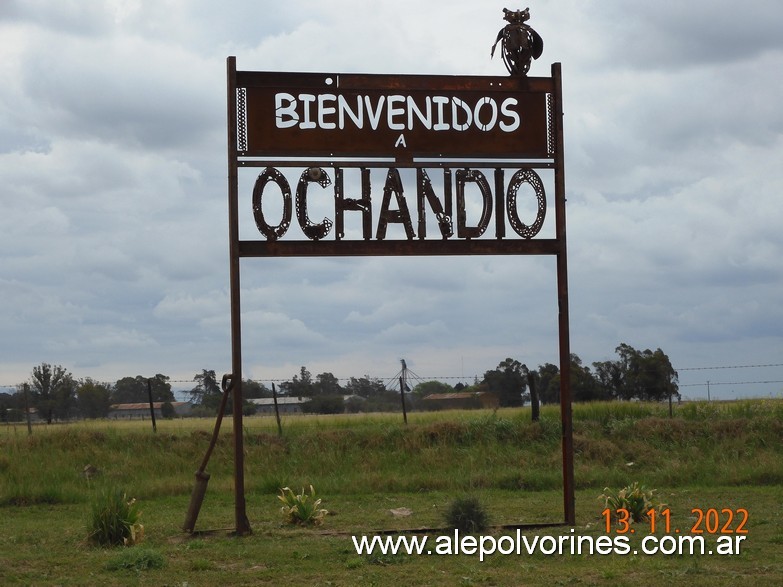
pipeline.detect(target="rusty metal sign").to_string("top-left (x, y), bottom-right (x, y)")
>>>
top-left (224, 38), bottom-right (573, 535)
top-left (231, 65), bottom-right (563, 258)
top-left (237, 72), bottom-right (552, 159)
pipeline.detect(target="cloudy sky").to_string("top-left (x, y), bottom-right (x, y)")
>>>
top-left (1, 1), bottom-right (781, 400)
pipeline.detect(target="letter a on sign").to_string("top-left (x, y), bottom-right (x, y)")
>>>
top-left (394, 134), bottom-right (407, 148)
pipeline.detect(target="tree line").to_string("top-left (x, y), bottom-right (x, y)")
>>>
top-left (0, 343), bottom-right (678, 421)
top-left (188, 342), bottom-right (678, 414)
top-left (470, 343), bottom-right (679, 409)
top-left (0, 366), bottom-right (178, 423)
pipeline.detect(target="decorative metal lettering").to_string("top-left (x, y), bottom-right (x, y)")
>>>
top-left (506, 169), bottom-right (546, 239)
top-left (376, 168), bottom-right (415, 240)
top-left (252, 167), bottom-right (291, 241)
top-left (417, 168), bottom-right (453, 240)
top-left (295, 168), bottom-right (333, 241)
top-left (334, 168), bottom-right (372, 240)
top-left (456, 169), bottom-right (493, 239)
top-left (250, 166), bottom-right (548, 242)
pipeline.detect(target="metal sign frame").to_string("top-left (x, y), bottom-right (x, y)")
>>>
top-left (226, 57), bottom-right (574, 534)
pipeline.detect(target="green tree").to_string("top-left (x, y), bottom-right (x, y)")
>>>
top-left (112, 374), bottom-right (174, 404)
top-left (593, 344), bottom-right (680, 402)
top-left (482, 358), bottom-right (528, 407)
top-left (190, 369), bottom-right (222, 411)
top-left (111, 377), bottom-right (145, 404)
top-left (77, 379), bottom-right (112, 419)
top-left (344, 376), bottom-right (387, 398)
top-left (569, 354), bottom-right (606, 402)
top-left (592, 359), bottom-right (624, 400)
top-left (343, 376), bottom-right (401, 412)
top-left (29, 363), bottom-right (76, 423)
top-left (314, 372), bottom-right (343, 396)
top-left (243, 379), bottom-right (272, 399)
top-left (148, 374), bottom-right (175, 402)
top-left (280, 366), bottom-right (315, 398)
top-left (412, 380), bottom-right (454, 397)
top-left (536, 363), bottom-right (560, 404)
top-left (616, 344), bottom-right (679, 402)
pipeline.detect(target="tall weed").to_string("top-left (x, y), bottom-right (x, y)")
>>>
top-left (278, 485), bottom-right (328, 525)
top-left (88, 488), bottom-right (144, 547)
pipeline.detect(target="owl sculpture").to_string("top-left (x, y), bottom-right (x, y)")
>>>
top-left (491, 7), bottom-right (544, 76)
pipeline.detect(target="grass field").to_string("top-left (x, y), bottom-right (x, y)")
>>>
top-left (1, 400), bottom-right (782, 585)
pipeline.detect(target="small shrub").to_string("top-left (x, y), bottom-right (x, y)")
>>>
top-left (445, 496), bottom-right (489, 533)
top-left (278, 485), bottom-right (328, 526)
top-left (88, 488), bottom-right (144, 546)
top-left (599, 482), bottom-right (665, 522)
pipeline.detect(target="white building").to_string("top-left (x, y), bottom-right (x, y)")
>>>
top-left (108, 401), bottom-right (192, 419)
top-left (248, 397), bottom-right (307, 415)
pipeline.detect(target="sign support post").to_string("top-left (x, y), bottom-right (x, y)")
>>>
top-left (227, 56), bottom-right (251, 535)
top-left (552, 63), bottom-right (575, 525)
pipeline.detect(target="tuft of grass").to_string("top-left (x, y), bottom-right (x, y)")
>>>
top-left (445, 495), bottom-right (490, 533)
top-left (104, 547), bottom-right (165, 572)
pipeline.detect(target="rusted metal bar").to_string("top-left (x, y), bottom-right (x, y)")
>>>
top-left (238, 160), bottom-right (557, 170)
top-left (238, 239), bottom-right (561, 258)
top-left (227, 56), bottom-right (252, 536)
top-left (183, 375), bottom-right (234, 533)
top-left (551, 62), bottom-right (575, 526)
top-left (236, 70), bottom-right (555, 92)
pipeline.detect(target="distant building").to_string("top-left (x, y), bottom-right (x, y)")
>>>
top-left (108, 402), bottom-right (192, 419)
top-left (248, 397), bottom-right (307, 415)
top-left (421, 391), bottom-right (500, 410)
top-left (7, 407), bottom-right (41, 422)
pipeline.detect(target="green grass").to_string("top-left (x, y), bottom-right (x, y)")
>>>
top-left (1, 400), bottom-right (782, 585)
top-left (3, 401), bottom-right (781, 503)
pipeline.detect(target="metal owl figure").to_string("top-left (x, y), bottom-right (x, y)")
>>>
top-left (491, 7), bottom-right (544, 76)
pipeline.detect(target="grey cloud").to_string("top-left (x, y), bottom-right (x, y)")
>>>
top-left (0, 1), bottom-right (780, 399)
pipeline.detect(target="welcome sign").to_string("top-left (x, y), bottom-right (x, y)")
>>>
top-left (230, 63), bottom-right (563, 254)
top-left (224, 57), bottom-right (574, 533)
top-left (236, 71), bottom-right (553, 159)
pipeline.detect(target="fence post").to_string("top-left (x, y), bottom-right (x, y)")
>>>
top-left (147, 379), bottom-right (157, 433)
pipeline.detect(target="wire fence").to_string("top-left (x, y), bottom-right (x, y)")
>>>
top-left (2, 363), bottom-right (783, 392)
